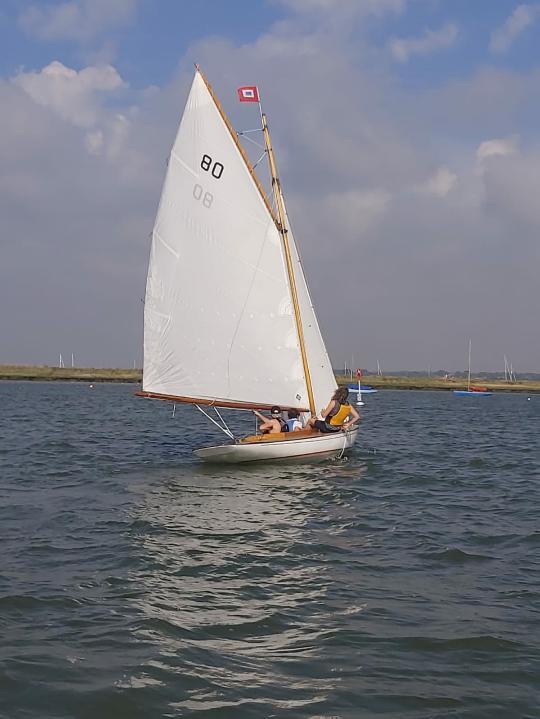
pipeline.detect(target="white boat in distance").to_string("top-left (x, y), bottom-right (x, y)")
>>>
top-left (137, 68), bottom-right (359, 462)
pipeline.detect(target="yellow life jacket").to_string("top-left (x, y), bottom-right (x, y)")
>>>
top-left (328, 403), bottom-right (352, 426)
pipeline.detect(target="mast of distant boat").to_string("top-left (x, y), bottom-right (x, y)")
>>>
top-left (467, 339), bottom-right (472, 392)
top-left (356, 369), bottom-right (364, 407)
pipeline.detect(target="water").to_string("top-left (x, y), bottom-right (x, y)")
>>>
top-left (1, 382), bottom-right (538, 718)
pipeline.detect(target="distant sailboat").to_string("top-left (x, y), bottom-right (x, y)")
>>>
top-left (136, 68), bottom-right (359, 462)
top-left (453, 340), bottom-right (492, 397)
top-left (349, 385), bottom-right (378, 394)
top-left (348, 369), bottom-right (377, 404)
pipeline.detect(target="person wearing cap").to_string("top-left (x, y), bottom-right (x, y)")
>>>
top-left (253, 406), bottom-right (288, 434)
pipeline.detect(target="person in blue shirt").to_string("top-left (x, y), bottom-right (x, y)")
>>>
top-left (285, 409), bottom-right (303, 432)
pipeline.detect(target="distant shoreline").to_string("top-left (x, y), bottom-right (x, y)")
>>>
top-left (0, 365), bottom-right (140, 383)
top-left (1, 365), bottom-right (538, 393)
top-left (335, 374), bottom-right (540, 393)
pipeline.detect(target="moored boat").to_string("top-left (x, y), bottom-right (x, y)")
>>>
top-left (453, 390), bottom-right (493, 397)
top-left (348, 385), bottom-right (378, 394)
top-left (453, 341), bottom-right (493, 397)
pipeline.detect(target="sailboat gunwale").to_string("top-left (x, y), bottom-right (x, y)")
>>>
top-left (194, 426), bottom-right (359, 464)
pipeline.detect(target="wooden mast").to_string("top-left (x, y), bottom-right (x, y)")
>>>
top-left (260, 112), bottom-right (316, 417)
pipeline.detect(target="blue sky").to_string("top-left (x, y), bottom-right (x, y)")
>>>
top-left (2, 0), bottom-right (538, 88)
top-left (0, 1), bottom-right (279, 84)
top-left (1, 1), bottom-right (539, 371)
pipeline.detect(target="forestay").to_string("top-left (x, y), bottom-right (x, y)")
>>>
top-left (143, 71), bottom-right (311, 409)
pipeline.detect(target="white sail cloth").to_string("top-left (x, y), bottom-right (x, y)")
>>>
top-left (281, 199), bottom-right (337, 415)
top-left (143, 71), bottom-right (335, 411)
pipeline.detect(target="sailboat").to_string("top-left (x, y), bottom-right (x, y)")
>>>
top-left (136, 68), bottom-right (359, 462)
top-left (453, 340), bottom-right (492, 397)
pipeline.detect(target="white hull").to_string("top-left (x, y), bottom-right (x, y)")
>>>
top-left (194, 427), bottom-right (359, 464)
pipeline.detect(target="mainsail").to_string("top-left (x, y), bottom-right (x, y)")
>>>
top-left (142, 70), bottom-right (335, 413)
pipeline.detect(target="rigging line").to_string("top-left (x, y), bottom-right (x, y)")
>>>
top-left (194, 405), bottom-right (235, 440)
top-left (252, 151), bottom-right (267, 169)
top-left (337, 430), bottom-right (348, 460)
top-left (213, 407), bottom-right (234, 439)
top-left (240, 133), bottom-right (265, 150)
top-left (237, 128), bottom-right (264, 135)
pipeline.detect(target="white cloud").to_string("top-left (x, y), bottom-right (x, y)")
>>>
top-left (12, 61), bottom-right (133, 162)
top-left (0, 61), bottom-right (163, 366)
top-left (417, 166), bottom-right (457, 197)
top-left (324, 189), bottom-right (391, 239)
top-left (85, 129), bottom-right (104, 154)
top-left (272, 0), bottom-right (406, 35)
top-left (389, 23), bottom-right (458, 63)
top-left (13, 61), bottom-right (125, 130)
top-left (277, 0), bottom-right (405, 17)
top-left (477, 136), bottom-right (519, 161)
top-left (489, 3), bottom-right (540, 53)
top-left (18, 0), bottom-right (137, 42)
top-left (2, 6), bottom-right (540, 371)
top-left (481, 149), bottom-right (540, 231)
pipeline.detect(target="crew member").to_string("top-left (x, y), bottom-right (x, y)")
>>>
top-left (307, 387), bottom-right (360, 433)
top-left (254, 406), bottom-right (287, 434)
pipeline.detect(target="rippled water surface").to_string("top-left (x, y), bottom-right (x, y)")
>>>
top-left (1, 382), bottom-right (539, 718)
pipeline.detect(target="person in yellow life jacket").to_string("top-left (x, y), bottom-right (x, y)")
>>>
top-left (307, 387), bottom-right (360, 433)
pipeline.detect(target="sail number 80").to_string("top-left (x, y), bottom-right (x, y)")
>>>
top-left (201, 154), bottom-right (224, 179)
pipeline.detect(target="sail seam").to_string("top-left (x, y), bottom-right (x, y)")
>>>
top-left (154, 229), bottom-right (180, 259)
top-left (170, 151), bottom-right (199, 178)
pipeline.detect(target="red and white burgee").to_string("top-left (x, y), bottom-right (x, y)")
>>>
top-left (356, 368), bottom-right (363, 379)
top-left (237, 86), bottom-right (259, 102)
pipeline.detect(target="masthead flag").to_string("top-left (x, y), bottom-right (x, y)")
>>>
top-left (237, 86), bottom-right (259, 102)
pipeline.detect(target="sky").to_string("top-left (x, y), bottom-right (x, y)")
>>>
top-left (1, 0), bottom-right (539, 373)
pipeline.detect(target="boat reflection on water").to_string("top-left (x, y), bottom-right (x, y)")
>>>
top-left (121, 458), bottom-right (368, 709)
